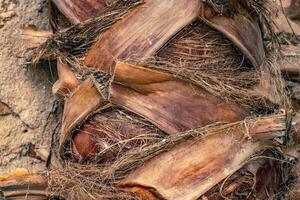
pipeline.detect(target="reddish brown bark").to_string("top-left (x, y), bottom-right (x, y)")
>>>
top-left (52, 59), bottom-right (80, 96)
top-left (0, 173), bottom-right (49, 200)
top-left (119, 114), bottom-right (286, 200)
top-left (51, 0), bottom-right (117, 24)
top-left (84, 0), bottom-right (201, 73)
top-left (61, 62), bottom-right (247, 158)
top-left (200, 8), bottom-right (265, 67)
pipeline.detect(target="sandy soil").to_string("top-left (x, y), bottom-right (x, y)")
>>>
top-left (0, 0), bottom-right (60, 175)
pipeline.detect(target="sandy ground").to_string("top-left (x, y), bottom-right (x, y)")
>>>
top-left (0, 0), bottom-right (60, 175)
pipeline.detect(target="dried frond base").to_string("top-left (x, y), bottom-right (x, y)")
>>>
top-left (48, 113), bottom-right (289, 199)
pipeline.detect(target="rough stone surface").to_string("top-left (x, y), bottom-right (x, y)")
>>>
top-left (0, 0), bottom-right (60, 175)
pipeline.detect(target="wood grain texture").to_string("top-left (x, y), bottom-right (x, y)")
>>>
top-left (62, 62), bottom-right (247, 158)
top-left (200, 6), bottom-right (265, 67)
top-left (0, 174), bottom-right (48, 200)
top-left (52, 0), bottom-right (117, 24)
top-left (110, 62), bottom-right (247, 134)
top-left (84, 0), bottom-right (201, 73)
top-left (119, 114), bottom-right (286, 200)
top-left (59, 77), bottom-right (108, 156)
top-left (206, 157), bottom-right (281, 199)
top-left (52, 59), bottom-right (80, 96)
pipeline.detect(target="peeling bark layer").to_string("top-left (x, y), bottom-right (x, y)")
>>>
top-left (119, 114), bottom-right (286, 200)
top-left (38, 0), bottom-right (292, 199)
top-left (60, 62), bottom-right (247, 158)
top-left (111, 62), bottom-right (247, 134)
top-left (59, 77), bottom-right (108, 156)
top-left (200, 7), bottom-right (265, 67)
top-left (84, 0), bottom-right (201, 73)
top-left (51, 0), bottom-right (117, 24)
top-left (52, 59), bottom-right (80, 96)
top-left (0, 172), bottom-right (49, 200)
top-left (206, 155), bottom-right (282, 199)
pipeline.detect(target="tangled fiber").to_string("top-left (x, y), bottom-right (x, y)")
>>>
top-left (139, 19), bottom-right (281, 113)
top-left (32, 0), bottom-right (288, 114)
top-left (33, 0), bottom-right (143, 62)
top-left (48, 113), bottom-right (290, 199)
top-left (32, 0), bottom-right (293, 199)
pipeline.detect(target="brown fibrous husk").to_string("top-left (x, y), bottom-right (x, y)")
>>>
top-left (33, 0), bottom-right (288, 114)
top-left (47, 112), bottom-right (293, 199)
top-left (32, 0), bottom-right (143, 62)
top-left (34, 0), bottom-right (295, 199)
